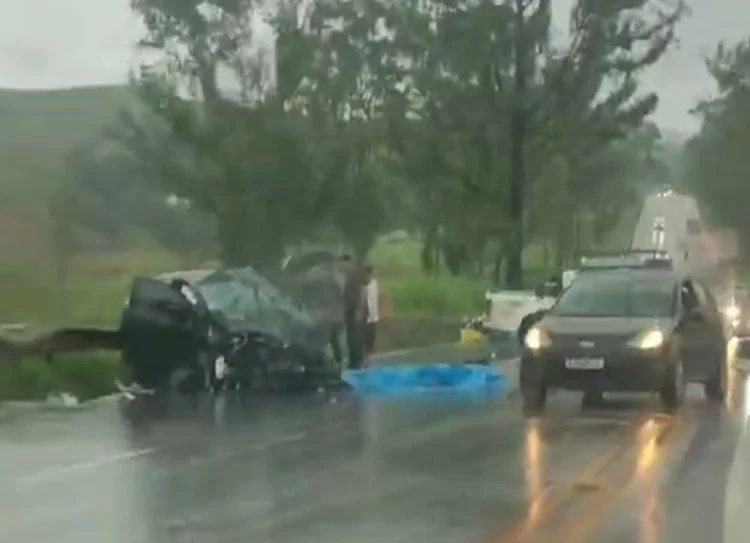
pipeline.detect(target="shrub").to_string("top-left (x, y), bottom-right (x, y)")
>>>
top-left (0, 352), bottom-right (126, 401)
top-left (384, 274), bottom-right (488, 317)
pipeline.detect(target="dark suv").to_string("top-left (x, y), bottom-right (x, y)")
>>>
top-left (520, 269), bottom-right (727, 412)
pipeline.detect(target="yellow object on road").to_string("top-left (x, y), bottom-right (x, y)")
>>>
top-left (460, 327), bottom-right (484, 344)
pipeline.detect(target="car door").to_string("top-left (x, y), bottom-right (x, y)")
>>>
top-left (678, 279), bottom-right (722, 380)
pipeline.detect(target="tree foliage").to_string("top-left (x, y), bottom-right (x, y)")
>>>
top-left (59, 0), bottom-right (683, 284)
top-left (684, 38), bottom-right (750, 259)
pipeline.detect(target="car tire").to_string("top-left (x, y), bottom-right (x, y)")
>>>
top-left (660, 360), bottom-right (685, 411)
top-left (522, 385), bottom-right (547, 413)
top-left (520, 361), bottom-right (547, 413)
top-left (704, 348), bottom-right (726, 402)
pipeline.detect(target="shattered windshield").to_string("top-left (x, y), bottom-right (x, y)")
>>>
top-left (196, 268), bottom-right (314, 337)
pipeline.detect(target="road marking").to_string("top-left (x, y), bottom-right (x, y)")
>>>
top-left (480, 411), bottom-right (685, 543)
top-left (480, 418), bottom-right (640, 543)
top-left (15, 448), bottom-right (155, 487)
top-left (547, 411), bottom-right (685, 543)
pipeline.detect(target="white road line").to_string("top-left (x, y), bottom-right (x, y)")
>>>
top-left (15, 448), bottom-right (155, 487)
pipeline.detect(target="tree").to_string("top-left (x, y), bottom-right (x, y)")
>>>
top-left (300, 0), bottom-right (408, 258)
top-left (124, 0), bottom-right (685, 281)
top-left (129, 0), bottom-right (316, 269)
top-left (525, 0), bottom-right (685, 273)
top-left (684, 38), bottom-right (750, 258)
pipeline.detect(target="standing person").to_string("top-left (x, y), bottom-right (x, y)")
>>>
top-left (362, 265), bottom-right (380, 365)
top-left (299, 268), bottom-right (344, 365)
top-left (342, 256), bottom-right (365, 369)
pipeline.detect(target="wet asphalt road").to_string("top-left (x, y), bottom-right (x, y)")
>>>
top-left (1, 342), bottom-right (750, 543)
top-left (2, 191), bottom-right (746, 543)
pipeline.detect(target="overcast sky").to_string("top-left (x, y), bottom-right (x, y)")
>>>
top-left (1, 0), bottom-right (748, 135)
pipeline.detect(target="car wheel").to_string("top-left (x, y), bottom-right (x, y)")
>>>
top-left (522, 384), bottom-right (547, 413)
top-left (660, 360), bottom-right (685, 411)
top-left (520, 359), bottom-right (547, 412)
top-left (704, 349), bottom-right (726, 402)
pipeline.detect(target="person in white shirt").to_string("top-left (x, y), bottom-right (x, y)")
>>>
top-left (362, 265), bottom-right (379, 363)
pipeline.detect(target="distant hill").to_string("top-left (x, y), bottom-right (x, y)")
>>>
top-left (0, 85), bottom-right (138, 263)
top-left (0, 85), bottom-right (137, 215)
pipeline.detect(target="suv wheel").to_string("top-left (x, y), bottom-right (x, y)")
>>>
top-left (704, 350), bottom-right (726, 402)
top-left (660, 360), bottom-right (685, 411)
top-left (520, 360), bottom-right (547, 413)
top-left (522, 385), bottom-right (547, 413)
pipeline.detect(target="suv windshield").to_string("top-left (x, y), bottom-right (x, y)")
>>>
top-left (550, 275), bottom-right (675, 318)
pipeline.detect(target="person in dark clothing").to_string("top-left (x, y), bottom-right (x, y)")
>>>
top-left (297, 270), bottom-right (345, 364)
top-left (320, 275), bottom-right (345, 364)
top-left (342, 256), bottom-right (366, 369)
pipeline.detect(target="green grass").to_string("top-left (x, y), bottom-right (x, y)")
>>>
top-left (384, 274), bottom-right (488, 317)
top-left (0, 250), bottom-right (185, 327)
top-left (0, 249), bottom-right (185, 401)
top-left (0, 227), bottom-right (638, 400)
top-left (0, 353), bottom-right (128, 402)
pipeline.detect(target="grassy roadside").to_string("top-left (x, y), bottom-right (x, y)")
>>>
top-left (0, 246), bottom-right (487, 400)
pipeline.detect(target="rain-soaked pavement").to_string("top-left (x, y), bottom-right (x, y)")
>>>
top-left (1, 341), bottom-right (750, 543)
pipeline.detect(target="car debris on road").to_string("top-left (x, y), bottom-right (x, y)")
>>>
top-left (118, 267), bottom-right (341, 396)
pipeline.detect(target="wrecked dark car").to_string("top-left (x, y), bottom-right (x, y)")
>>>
top-left (119, 267), bottom-right (340, 395)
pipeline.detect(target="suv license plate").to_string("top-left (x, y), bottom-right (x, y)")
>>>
top-left (565, 358), bottom-right (605, 370)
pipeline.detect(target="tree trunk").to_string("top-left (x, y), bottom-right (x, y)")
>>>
top-left (505, 0), bottom-right (528, 289)
top-left (421, 225), bottom-right (438, 273)
top-left (493, 246), bottom-right (505, 287)
top-left (442, 242), bottom-right (467, 276)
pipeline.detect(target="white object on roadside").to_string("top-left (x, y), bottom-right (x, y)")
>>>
top-left (215, 356), bottom-right (228, 380)
top-left (365, 278), bottom-right (379, 323)
top-left (45, 392), bottom-right (80, 407)
top-left (483, 290), bottom-right (555, 333)
top-left (562, 270), bottom-right (578, 289)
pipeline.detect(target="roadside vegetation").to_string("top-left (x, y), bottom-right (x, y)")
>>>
top-left (0, 0), bottom-right (692, 399)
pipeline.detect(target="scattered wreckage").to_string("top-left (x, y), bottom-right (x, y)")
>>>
top-left (119, 267), bottom-right (341, 395)
top-left (2, 265), bottom-right (343, 397)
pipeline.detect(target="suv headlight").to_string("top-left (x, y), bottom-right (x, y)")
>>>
top-left (525, 327), bottom-right (551, 350)
top-left (725, 305), bottom-right (740, 319)
top-left (629, 329), bottom-right (664, 350)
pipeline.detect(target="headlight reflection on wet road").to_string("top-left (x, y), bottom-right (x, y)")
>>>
top-left (726, 336), bottom-right (744, 414)
top-left (547, 415), bottom-right (678, 543)
top-left (522, 418), bottom-right (545, 527)
top-left (636, 417), bottom-right (666, 543)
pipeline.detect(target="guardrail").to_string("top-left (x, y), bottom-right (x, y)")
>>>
top-left (0, 326), bottom-right (120, 363)
top-left (0, 322), bottom-right (30, 333)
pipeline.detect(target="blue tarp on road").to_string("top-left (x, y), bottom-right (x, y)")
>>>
top-left (342, 363), bottom-right (506, 396)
